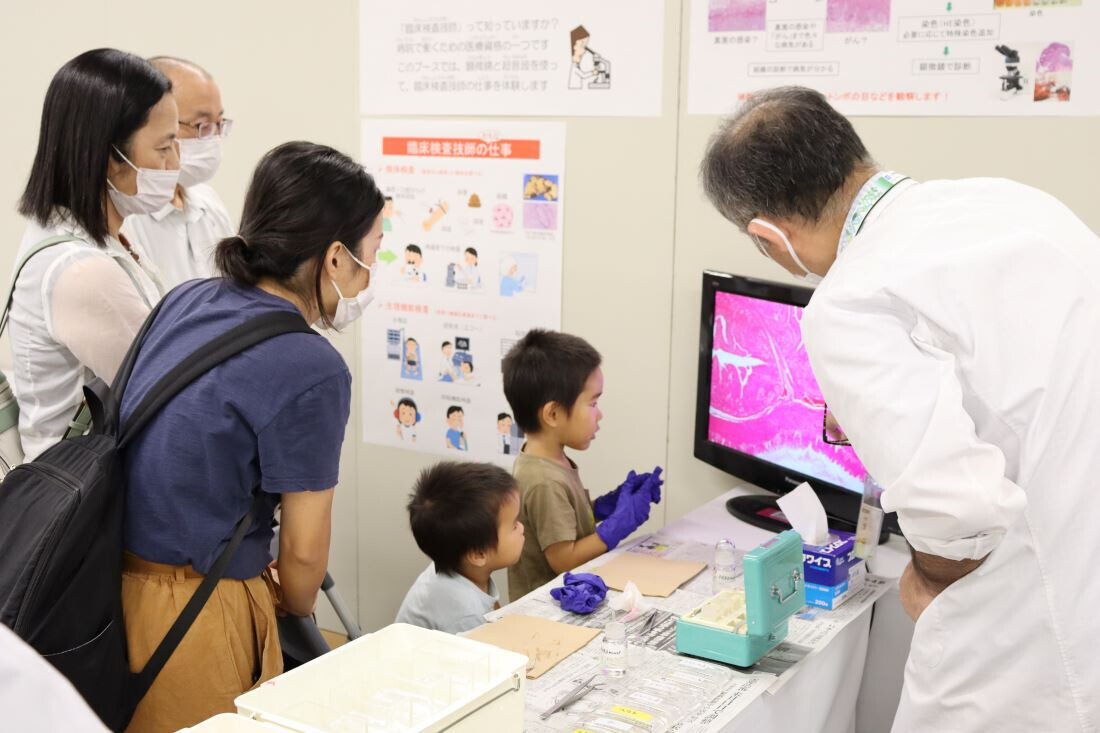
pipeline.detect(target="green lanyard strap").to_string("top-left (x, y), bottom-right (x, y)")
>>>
top-left (836, 172), bottom-right (909, 257)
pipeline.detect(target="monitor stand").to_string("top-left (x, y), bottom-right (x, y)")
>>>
top-left (726, 495), bottom-right (890, 545)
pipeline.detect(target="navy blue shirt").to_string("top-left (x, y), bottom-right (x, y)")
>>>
top-left (121, 279), bottom-right (351, 579)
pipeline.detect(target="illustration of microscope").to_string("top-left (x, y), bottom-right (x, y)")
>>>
top-left (586, 48), bottom-right (611, 89)
top-left (995, 44), bottom-right (1025, 93)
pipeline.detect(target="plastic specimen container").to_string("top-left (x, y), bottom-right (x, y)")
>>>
top-left (234, 623), bottom-right (527, 733)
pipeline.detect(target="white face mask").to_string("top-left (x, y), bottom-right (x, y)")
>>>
top-left (749, 218), bottom-right (823, 286)
top-left (326, 244), bottom-right (377, 329)
top-left (106, 146), bottom-right (179, 218)
top-left (177, 137), bottom-right (222, 188)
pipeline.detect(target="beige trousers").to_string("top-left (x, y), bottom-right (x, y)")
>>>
top-left (121, 553), bottom-right (283, 733)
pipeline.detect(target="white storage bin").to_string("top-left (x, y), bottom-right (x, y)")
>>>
top-left (235, 623), bottom-right (527, 733)
top-left (181, 713), bottom-right (290, 731)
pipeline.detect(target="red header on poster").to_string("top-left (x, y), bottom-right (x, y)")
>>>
top-left (382, 137), bottom-right (540, 159)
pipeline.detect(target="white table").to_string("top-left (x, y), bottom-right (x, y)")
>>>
top-left (503, 483), bottom-right (913, 733)
top-left (662, 484), bottom-right (914, 732)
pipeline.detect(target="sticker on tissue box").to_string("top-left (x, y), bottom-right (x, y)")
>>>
top-left (803, 530), bottom-right (857, 586)
top-left (805, 564), bottom-right (867, 609)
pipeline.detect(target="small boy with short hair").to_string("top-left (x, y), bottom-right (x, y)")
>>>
top-left (502, 329), bottom-right (661, 600)
top-left (397, 461), bottom-right (525, 633)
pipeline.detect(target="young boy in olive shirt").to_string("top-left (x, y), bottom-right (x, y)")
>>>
top-left (502, 329), bottom-right (663, 600)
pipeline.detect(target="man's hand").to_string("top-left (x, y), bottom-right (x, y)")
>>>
top-left (899, 561), bottom-right (938, 621)
top-left (900, 548), bottom-right (987, 622)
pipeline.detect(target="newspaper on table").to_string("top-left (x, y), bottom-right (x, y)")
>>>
top-left (483, 532), bottom-right (894, 732)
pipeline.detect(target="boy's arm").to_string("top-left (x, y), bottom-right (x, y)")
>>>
top-left (525, 480), bottom-right (602, 575)
top-left (544, 533), bottom-right (608, 575)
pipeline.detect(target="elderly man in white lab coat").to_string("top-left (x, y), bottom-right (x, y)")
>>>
top-left (701, 86), bottom-right (1099, 731)
top-left (122, 56), bottom-right (234, 288)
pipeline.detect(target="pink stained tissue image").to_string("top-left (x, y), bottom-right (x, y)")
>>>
top-left (523, 202), bottom-right (558, 231)
top-left (826, 0), bottom-right (890, 33)
top-left (707, 292), bottom-right (867, 493)
top-left (709, 0), bottom-right (766, 32)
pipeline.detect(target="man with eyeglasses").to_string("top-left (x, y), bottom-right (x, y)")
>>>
top-left (700, 87), bottom-right (1099, 731)
top-left (122, 56), bottom-right (234, 289)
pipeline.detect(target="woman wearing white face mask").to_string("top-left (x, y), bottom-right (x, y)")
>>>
top-left (12, 48), bottom-right (177, 462)
top-left (116, 141), bottom-right (382, 731)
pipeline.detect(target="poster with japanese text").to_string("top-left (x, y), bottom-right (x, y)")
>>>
top-left (689, 0), bottom-right (1099, 115)
top-left (360, 0), bottom-right (665, 117)
top-left (360, 120), bottom-right (564, 463)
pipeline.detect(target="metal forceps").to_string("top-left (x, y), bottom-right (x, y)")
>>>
top-left (637, 609), bottom-right (661, 636)
top-left (539, 673), bottom-right (603, 720)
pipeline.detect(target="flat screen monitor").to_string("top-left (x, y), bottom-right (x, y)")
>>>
top-left (694, 270), bottom-right (899, 535)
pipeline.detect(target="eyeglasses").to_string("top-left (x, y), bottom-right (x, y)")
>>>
top-left (822, 406), bottom-right (851, 446)
top-left (180, 118), bottom-right (233, 140)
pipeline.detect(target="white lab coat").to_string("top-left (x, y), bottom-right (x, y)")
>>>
top-left (569, 53), bottom-right (596, 89)
top-left (802, 178), bottom-right (1099, 731)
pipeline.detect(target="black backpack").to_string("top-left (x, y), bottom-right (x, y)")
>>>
top-left (0, 300), bottom-right (315, 731)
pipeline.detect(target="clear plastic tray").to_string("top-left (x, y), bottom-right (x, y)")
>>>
top-left (680, 590), bottom-right (748, 634)
top-left (235, 624), bottom-right (527, 733)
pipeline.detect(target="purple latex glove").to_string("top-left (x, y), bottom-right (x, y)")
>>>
top-left (593, 470), bottom-right (643, 521)
top-left (596, 479), bottom-right (653, 550)
top-left (549, 572), bottom-right (609, 614)
top-left (638, 466), bottom-right (664, 505)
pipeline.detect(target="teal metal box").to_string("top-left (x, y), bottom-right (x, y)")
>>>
top-left (675, 530), bottom-right (805, 667)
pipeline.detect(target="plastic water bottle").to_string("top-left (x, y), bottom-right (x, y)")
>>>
top-left (854, 476), bottom-right (885, 560)
top-left (602, 619), bottom-right (627, 677)
top-left (712, 539), bottom-right (739, 592)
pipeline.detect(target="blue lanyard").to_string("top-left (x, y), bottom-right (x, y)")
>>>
top-left (837, 171), bottom-right (909, 256)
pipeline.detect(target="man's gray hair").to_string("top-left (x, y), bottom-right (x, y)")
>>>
top-left (148, 55), bottom-right (213, 80)
top-left (700, 86), bottom-right (873, 230)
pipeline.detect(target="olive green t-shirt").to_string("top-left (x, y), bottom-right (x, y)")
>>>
top-left (507, 449), bottom-right (597, 600)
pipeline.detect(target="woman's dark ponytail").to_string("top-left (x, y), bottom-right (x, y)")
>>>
top-left (215, 235), bottom-right (257, 285)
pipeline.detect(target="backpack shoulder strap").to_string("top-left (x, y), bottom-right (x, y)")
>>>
top-left (99, 296), bottom-right (171, 438)
top-left (130, 490), bottom-right (266, 704)
top-left (118, 310), bottom-right (316, 448)
top-left (0, 234), bottom-right (81, 336)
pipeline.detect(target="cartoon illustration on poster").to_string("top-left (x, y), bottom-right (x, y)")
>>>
top-left (361, 1), bottom-right (664, 117)
top-left (361, 120), bottom-right (565, 463)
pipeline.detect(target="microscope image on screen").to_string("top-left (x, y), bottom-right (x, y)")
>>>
top-left (706, 291), bottom-right (866, 492)
top-left (568, 25), bottom-right (612, 91)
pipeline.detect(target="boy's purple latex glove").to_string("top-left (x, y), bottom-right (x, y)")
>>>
top-left (549, 572), bottom-right (609, 614)
top-left (638, 466), bottom-right (664, 505)
top-left (593, 470), bottom-right (644, 521)
top-left (596, 479), bottom-right (653, 550)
